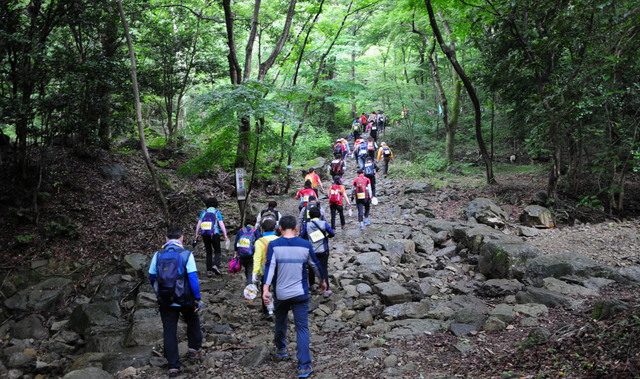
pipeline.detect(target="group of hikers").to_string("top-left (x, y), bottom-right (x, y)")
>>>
top-left (148, 111), bottom-right (397, 378)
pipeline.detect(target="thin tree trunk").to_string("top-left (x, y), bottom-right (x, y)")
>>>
top-left (116, 0), bottom-right (170, 224)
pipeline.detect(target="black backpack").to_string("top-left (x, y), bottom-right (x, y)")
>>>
top-left (153, 246), bottom-right (193, 306)
top-left (303, 201), bottom-right (321, 224)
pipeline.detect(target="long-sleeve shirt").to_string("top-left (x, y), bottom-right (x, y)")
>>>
top-left (253, 232), bottom-right (279, 275)
top-left (377, 146), bottom-right (394, 161)
top-left (300, 218), bottom-right (335, 254)
top-left (263, 236), bottom-right (326, 301)
top-left (148, 240), bottom-right (201, 303)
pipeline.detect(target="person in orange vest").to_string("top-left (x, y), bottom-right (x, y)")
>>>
top-left (304, 168), bottom-right (324, 197)
top-left (376, 142), bottom-right (394, 178)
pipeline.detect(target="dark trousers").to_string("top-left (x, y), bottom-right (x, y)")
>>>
top-left (308, 252), bottom-right (329, 289)
top-left (365, 174), bottom-right (376, 197)
top-left (160, 304), bottom-right (203, 370)
top-left (274, 295), bottom-right (312, 370)
top-left (239, 255), bottom-right (254, 286)
top-left (202, 233), bottom-right (221, 270)
top-left (381, 157), bottom-right (391, 176)
top-left (356, 199), bottom-right (371, 221)
top-left (329, 204), bottom-right (345, 229)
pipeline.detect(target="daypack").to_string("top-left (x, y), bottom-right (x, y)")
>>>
top-left (303, 201), bottom-right (321, 223)
top-left (154, 247), bottom-right (193, 306)
top-left (358, 143), bottom-right (369, 156)
top-left (333, 143), bottom-right (343, 155)
top-left (364, 162), bottom-right (375, 176)
top-left (367, 141), bottom-right (376, 151)
top-left (260, 209), bottom-right (279, 223)
top-left (200, 210), bottom-right (218, 236)
top-left (355, 177), bottom-right (368, 199)
top-left (382, 146), bottom-right (392, 156)
top-left (371, 124), bottom-right (378, 131)
top-left (329, 185), bottom-right (343, 205)
top-left (236, 226), bottom-right (257, 256)
top-left (329, 159), bottom-right (344, 176)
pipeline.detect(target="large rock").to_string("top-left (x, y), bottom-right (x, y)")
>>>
top-left (124, 308), bottom-right (163, 347)
top-left (68, 301), bottom-right (128, 352)
top-left (240, 344), bottom-right (271, 368)
top-left (404, 182), bottom-right (432, 194)
top-left (10, 314), bottom-right (49, 340)
top-left (355, 252), bottom-right (383, 266)
top-left (382, 302), bottom-right (430, 320)
top-left (465, 198), bottom-right (508, 228)
top-left (63, 367), bottom-right (112, 379)
top-left (124, 254), bottom-right (149, 275)
top-left (4, 277), bottom-right (72, 313)
top-left (452, 224), bottom-right (521, 253)
top-left (478, 240), bottom-right (539, 279)
top-left (619, 266), bottom-right (640, 283)
top-left (515, 287), bottom-right (578, 309)
top-left (374, 282), bottom-right (412, 305)
top-left (477, 279), bottom-right (524, 297)
top-left (356, 265), bottom-right (390, 285)
top-left (382, 241), bottom-right (406, 265)
top-left (542, 277), bottom-right (598, 297)
top-left (525, 252), bottom-right (621, 283)
top-left (520, 205), bottom-right (555, 228)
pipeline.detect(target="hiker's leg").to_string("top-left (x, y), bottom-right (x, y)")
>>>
top-left (202, 234), bottom-right (213, 271)
top-left (337, 205), bottom-right (345, 228)
top-left (160, 306), bottom-right (180, 370)
top-left (212, 233), bottom-right (221, 269)
top-left (182, 306), bottom-right (203, 351)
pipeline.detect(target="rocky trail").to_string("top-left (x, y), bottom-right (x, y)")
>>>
top-left (1, 150), bottom-right (639, 379)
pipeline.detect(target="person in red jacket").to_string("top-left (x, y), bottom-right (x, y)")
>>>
top-left (295, 180), bottom-right (316, 210)
top-left (328, 176), bottom-right (351, 230)
top-left (351, 170), bottom-right (372, 230)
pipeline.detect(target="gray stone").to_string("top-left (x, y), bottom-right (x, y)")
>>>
top-left (404, 182), bottom-right (432, 194)
top-left (592, 299), bottom-right (629, 320)
top-left (124, 308), bottom-right (163, 347)
top-left (426, 220), bottom-right (460, 234)
top-left (382, 302), bottom-right (430, 320)
top-left (101, 163), bottom-right (127, 181)
top-left (63, 367), bottom-right (113, 379)
top-left (619, 266), bottom-right (640, 283)
top-left (490, 304), bottom-right (516, 323)
top-left (449, 323), bottom-right (477, 337)
top-left (355, 252), bottom-right (383, 266)
top-left (518, 226), bottom-right (540, 237)
top-left (240, 344), bottom-right (271, 368)
top-left (451, 308), bottom-right (487, 327)
top-left (124, 254), bottom-right (148, 275)
top-left (465, 198), bottom-right (508, 228)
top-left (520, 205), bottom-right (554, 228)
top-left (434, 246), bottom-right (457, 258)
top-left (453, 224), bottom-right (522, 253)
top-left (352, 310), bottom-right (374, 327)
top-left (11, 314), bottom-right (49, 340)
top-left (387, 319), bottom-right (444, 337)
top-left (542, 278), bottom-right (598, 297)
top-left (413, 232), bottom-right (435, 255)
top-left (525, 252), bottom-right (621, 283)
top-left (4, 277), bottom-right (72, 313)
top-left (477, 279), bottom-right (524, 297)
top-left (69, 301), bottom-right (121, 334)
top-left (447, 295), bottom-right (490, 314)
top-left (483, 316), bottom-right (507, 331)
top-left (7, 349), bottom-right (36, 369)
top-left (479, 240), bottom-right (539, 279)
top-left (515, 287), bottom-right (577, 309)
top-left (101, 346), bottom-right (154, 373)
top-left (514, 303), bottom-right (548, 317)
top-left (382, 241), bottom-right (406, 264)
top-left (362, 347), bottom-right (387, 359)
top-left (374, 282), bottom-right (412, 305)
top-left (383, 354), bottom-right (398, 368)
top-left (357, 265), bottom-right (390, 285)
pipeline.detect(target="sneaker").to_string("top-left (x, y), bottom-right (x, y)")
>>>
top-left (323, 290), bottom-right (332, 298)
top-left (185, 348), bottom-right (201, 362)
top-left (359, 224), bottom-right (364, 230)
top-left (298, 366), bottom-right (314, 378)
top-left (364, 220), bottom-right (371, 225)
top-left (168, 368), bottom-right (180, 377)
top-left (212, 265), bottom-right (221, 275)
top-left (276, 347), bottom-right (289, 358)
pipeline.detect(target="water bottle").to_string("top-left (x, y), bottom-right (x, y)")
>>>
top-left (266, 293), bottom-right (274, 316)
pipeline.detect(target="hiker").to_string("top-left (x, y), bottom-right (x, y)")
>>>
top-left (333, 139), bottom-right (345, 158)
top-left (363, 156), bottom-right (379, 197)
top-left (376, 112), bottom-right (386, 133)
top-left (366, 136), bottom-right (378, 161)
top-left (328, 175), bottom-right (351, 230)
top-left (295, 180), bottom-right (317, 210)
top-left (193, 197), bottom-right (229, 277)
top-left (233, 216), bottom-right (261, 286)
top-left (149, 225), bottom-right (203, 378)
top-left (262, 215), bottom-right (328, 378)
top-left (252, 219), bottom-right (280, 319)
top-left (340, 138), bottom-right (351, 161)
top-left (351, 169), bottom-right (372, 229)
top-left (256, 200), bottom-right (281, 231)
top-left (300, 207), bottom-right (335, 298)
top-left (369, 119), bottom-right (379, 142)
top-left (298, 195), bottom-right (327, 232)
top-left (359, 112), bottom-right (368, 131)
top-left (328, 152), bottom-right (346, 179)
top-left (356, 138), bottom-right (369, 170)
top-left (304, 168), bottom-right (324, 197)
top-left (352, 118), bottom-right (361, 140)
top-left (376, 142), bottom-right (394, 178)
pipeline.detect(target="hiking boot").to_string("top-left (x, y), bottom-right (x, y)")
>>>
top-left (212, 265), bottom-right (221, 275)
top-left (323, 290), bottom-right (332, 298)
top-left (168, 368), bottom-right (180, 377)
top-left (276, 347), bottom-right (289, 358)
top-left (298, 366), bottom-right (314, 378)
top-left (185, 348), bottom-right (201, 362)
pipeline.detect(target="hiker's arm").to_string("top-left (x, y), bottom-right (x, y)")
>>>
top-left (194, 220), bottom-right (202, 240)
top-left (219, 220), bottom-right (228, 240)
top-left (186, 254), bottom-right (201, 300)
top-left (148, 253), bottom-right (158, 285)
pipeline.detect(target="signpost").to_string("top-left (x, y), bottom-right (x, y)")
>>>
top-left (235, 168), bottom-right (246, 200)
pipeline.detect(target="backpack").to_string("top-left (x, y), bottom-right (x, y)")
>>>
top-left (307, 220), bottom-right (328, 253)
top-left (329, 159), bottom-right (344, 176)
top-left (364, 162), bottom-right (375, 176)
top-left (303, 201), bottom-right (321, 223)
top-left (333, 143), bottom-right (343, 155)
top-left (371, 124), bottom-right (378, 131)
top-left (260, 209), bottom-right (279, 223)
top-left (153, 247), bottom-right (193, 306)
top-left (367, 141), bottom-right (375, 151)
top-left (236, 226), bottom-right (257, 256)
top-left (329, 185), bottom-right (343, 205)
top-left (358, 143), bottom-right (369, 156)
top-left (355, 177), bottom-right (368, 199)
top-left (382, 146), bottom-right (391, 156)
top-left (200, 210), bottom-right (218, 236)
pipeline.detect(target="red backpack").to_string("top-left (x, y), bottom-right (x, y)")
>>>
top-left (329, 185), bottom-right (343, 205)
top-left (355, 177), bottom-right (368, 199)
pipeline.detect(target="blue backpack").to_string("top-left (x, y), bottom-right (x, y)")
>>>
top-left (236, 226), bottom-right (257, 256)
top-left (364, 162), bottom-right (375, 175)
top-left (200, 210), bottom-right (218, 236)
top-left (154, 247), bottom-right (193, 306)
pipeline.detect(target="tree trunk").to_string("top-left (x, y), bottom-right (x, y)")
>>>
top-left (116, 0), bottom-right (170, 224)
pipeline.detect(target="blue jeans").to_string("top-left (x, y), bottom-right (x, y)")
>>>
top-left (273, 295), bottom-right (312, 370)
top-left (160, 304), bottom-right (203, 370)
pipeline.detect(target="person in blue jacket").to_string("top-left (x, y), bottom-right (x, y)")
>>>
top-left (300, 207), bottom-right (335, 297)
top-left (149, 226), bottom-right (203, 378)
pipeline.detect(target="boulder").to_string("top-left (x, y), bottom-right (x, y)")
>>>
top-left (452, 224), bottom-right (521, 253)
top-left (10, 314), bottom-right (49, 340)
top-left (465, 198), bottom-right (508, 228)
top-left (357, 265), bottom-right (390, 285)
top-left (123, 254), bottom-right (148, 275)
top-left (515, 287), bottom-right (577, 309)
top-left (63, 367), bottom-right (113, 379)
top-left (525, 252), bottom-right (621, 283)
top-left (619, 266), bottom-right (640, 283)
top-left (592, 299), bottom-right (629, 320)
top-left (478, 240), bottom-right (539, 279)
top-left (542, 278), bottom-right (598, 297)
top-left (382, 302), bottom-right (430, 320)
top-left (381, 241), bottom-right (406, 265)
top-left (489, 304), bottom-right (516, 323)
top-left (240, 344), bottom-right (271, 368)
top-left (520, 205), bottom-right (555, 228)
top-left (404, 182), bottom-right (432, 194)
top-left (374, 282), bottom-right (413, 305)
top-left (4, 277), bottom-right (72, 313)
top-left (477, 279), bottom-right (524, 297)
top-left (100, 163), bottom-right (127, 181)
top-left (355, 252), bottom-right (383, 266)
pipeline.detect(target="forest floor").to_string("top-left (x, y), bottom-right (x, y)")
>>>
top-left (0, 144), bottom-right (638, 378)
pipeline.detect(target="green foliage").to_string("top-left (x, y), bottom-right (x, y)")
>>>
top-left (15, 234), bottom-right (35, 244)
top-left (44, 220), bottom-right (80, 240)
